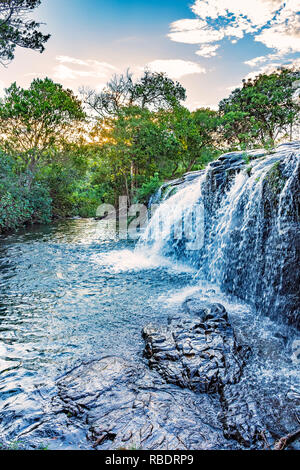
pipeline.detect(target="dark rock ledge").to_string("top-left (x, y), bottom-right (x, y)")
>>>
top-left (143, 298), bottom-right (265, 448)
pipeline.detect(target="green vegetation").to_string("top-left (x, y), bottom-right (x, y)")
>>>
top-left (0, 439), bottom-right (49, 450)
top-left (0, 0), bottom-right (50, 65)
top-left (0, 66), bottom-right (299, 234)
top-left (266, 161), bottom-right (286, 195)
top-left (219, 69), bottom-right (300, 148)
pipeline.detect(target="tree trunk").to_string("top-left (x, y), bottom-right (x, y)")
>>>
top-left (186, 158), bottom-right (196, 173)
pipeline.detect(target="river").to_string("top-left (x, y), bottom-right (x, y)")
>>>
top-left (0, 219), bottom-right (299, 449)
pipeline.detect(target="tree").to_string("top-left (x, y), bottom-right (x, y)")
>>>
top-left (81, 69), bottom-right (186, 118)
top-left (0, 0), bottom-right (50, 65)
top-left (163, 106), bottom-right (220, 174)
top-left (219, 68), bottom-right (300, 148)
top-left (90, 106), bottom-right (180, 204)
top-left (0, 77), bottom-right (86, 176)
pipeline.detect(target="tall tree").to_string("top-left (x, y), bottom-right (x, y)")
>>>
top-left (81, 69), bottom-right (186, 118)
top-left (0, 0), bottom-right (50, 65)
top-left (219, 68), bottom-right (300, 147)
top-left (163, 106), bottom-right (220, 174)
top-left (0, 78), bottom-right (86, 176)
top-left (90, 106), bottom-right (180, 204)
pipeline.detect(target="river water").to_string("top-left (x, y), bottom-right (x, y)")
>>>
top-left (0, 219), bottom-right (299, 449)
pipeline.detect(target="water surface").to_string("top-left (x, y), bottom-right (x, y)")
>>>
top-left (0, 219), bottom-right (299, 449)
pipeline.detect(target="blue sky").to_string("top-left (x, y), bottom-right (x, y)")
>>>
top-left (0, 0), bottom-right (299, 109)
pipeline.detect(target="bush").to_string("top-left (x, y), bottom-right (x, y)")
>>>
top-left (134, 173), bottom-right (162, 205)
top-left (0, 152), bottom-right (52, 233)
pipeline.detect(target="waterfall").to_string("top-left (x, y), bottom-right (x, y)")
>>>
top-left (138, 172), bottom-right (206, 261)
top-left (137, 142), bottom-right (300, 327)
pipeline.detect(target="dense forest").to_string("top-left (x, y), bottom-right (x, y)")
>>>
top-left (0, 68), bottom-right (299, 234)
top-left (0, 1), bottom-right (299, 233)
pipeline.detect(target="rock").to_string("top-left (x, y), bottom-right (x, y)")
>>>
top-left (143, 300), bottom-right (264, 448)
top-left (143, 302), bottom-right (247, 393)
top-left (199, 143), bottom-right (300, 329)
top-left (219, 381), bottom-right (264, 447)
top-left (17, 356), bottom-right (229, 450)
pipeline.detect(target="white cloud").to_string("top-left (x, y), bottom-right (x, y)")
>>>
top-left (255, 16), bottom-right (300, 53)
top-left (168, 19), bottom-right (225, 44)
top-left (146, 59), bottom-right (206, 79)
top-left (167, 0), bottom-right (300, 61)
top-left (244, 57), bottom-right (300, 80)
top-left (191, 0), bottom-right (282, 27)
top-left (196, 44), bottom-right (220, 57)
top-left (244, 63), bottom-right (282, 80)
top-left (56, 56), bottom-right (90, 67)
top-left (244, 56), bottom-right (268, 67)
top-left (53, 56), bottom-right (117, 81)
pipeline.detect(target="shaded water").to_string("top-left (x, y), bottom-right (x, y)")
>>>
top-left (0, 219), bottom-right (299, 449)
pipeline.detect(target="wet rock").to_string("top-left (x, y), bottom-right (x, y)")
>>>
top-left (198, 143), bottom-right (300, 329)
top-left (143, 302), bottom-right (249, 393)
top-left (143, 300), bottom-right (264, 448)
top-left (13, 356), bottom-right (229, 450)
top-left (219, 381), bottom-right (264, 447)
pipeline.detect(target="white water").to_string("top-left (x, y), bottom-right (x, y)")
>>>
top-left (138, 172), bottom-right (206, 257)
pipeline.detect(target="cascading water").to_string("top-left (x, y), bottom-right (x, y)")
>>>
top-left (138, 172), bottom-right (206, 260)
top-left (138, 142), bottom-right (300, 328)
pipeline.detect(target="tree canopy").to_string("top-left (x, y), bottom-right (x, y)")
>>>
top-left (0, 65), bottom-right (299, 233)
top-left (219, 68), bottom-right (300, 147)
top-left (0, 77), bottom-right (86, 173)
top-left (82, 69), bottom-right (186, 118)
top-left (0, 0), bottom-right (50, 65)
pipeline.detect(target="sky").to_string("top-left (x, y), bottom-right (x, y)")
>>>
top-left (0, 0), bottom-right (299, 109)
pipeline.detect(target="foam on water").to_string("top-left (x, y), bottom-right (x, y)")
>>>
top-left (91, 248), bottom-right (195, 273)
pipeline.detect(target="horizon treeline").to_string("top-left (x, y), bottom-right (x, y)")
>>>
top-left (0, 66), bottom-right (299, 234)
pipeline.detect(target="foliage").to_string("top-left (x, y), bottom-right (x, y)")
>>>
top-left (219, 68), bottom-right (300, 147)
top-left (0, 78), bottom-right (86, 185)
top-left (0, 77), bottom-right (85, 153)
top-left (0, 0), bottom-right (50, 65)
top-left (0, 151), bottom-right (51, 232)
top-left (163, 105), bottom-right (221, 173)
top-left (81, 69), bottom-right (186, 117)
top-left (134, 173), bottom-right (162, 205)
top-left (89, 105), bottom-right (180, 204)
top-left (0, 65), bottom-right (299, 234)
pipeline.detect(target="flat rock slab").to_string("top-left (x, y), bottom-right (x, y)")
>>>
top-left (12, 355), bottom-right (231, 450)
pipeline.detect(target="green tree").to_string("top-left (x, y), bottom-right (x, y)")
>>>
top-left (219, 68), bottom-right (300, 148)
top-left (90, 106), bottom-right (179, 204)
top-left (0, 78), bottom-right (86, 177)
top-left (163, 106), bottom-right (220, 174)
top-left (0, 0), bottom-right (50, 65)
top-left (82, 69), bottom-right (186, 118)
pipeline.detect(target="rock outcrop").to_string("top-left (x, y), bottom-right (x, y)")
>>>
top-left (12, 355), bottom-right (231, 450)
top-left (143, 299), bottom-right (264, 448)
top-left (1, 297), bottom-right (298, 450)
top-left (203, 145), bottom-right (300, 328)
